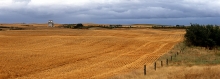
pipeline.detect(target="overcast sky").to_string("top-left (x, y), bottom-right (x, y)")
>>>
top-left (0, 0), bottom-right (220, 25)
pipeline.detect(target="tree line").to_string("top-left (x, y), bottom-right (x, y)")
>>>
top-left (152, 25), bottom-right (186, 29)
top-left (185, 24), bottom-right (220, 49)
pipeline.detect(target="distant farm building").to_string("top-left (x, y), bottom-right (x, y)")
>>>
top-left (48, 20), bottom-right (54, 27)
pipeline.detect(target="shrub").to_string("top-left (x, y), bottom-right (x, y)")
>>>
top-left (185, 24), bottom-right (220, 49)
top-left (75, 23), bottom-right (83, 28)
top-left (62, 24), bottom-right (76, 28)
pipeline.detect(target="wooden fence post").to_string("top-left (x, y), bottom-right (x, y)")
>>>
top-left (166, 59), bottom-right (168, 66)
top-left (144, 65), bottom-right (146, 75)
top-left (154, 62), bottom-right (156, 71)
top-left (161, 61), bottom-right (163, 67)
top-left (171, 56), bottom-right (173, 61)
top-left (177, 52), bottom-right (179, 55)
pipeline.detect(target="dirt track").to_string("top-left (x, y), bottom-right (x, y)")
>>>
top-left (0, 28), bottom-right (185, 79)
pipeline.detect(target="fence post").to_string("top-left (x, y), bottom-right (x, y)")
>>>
top-left (171, 56), bottom-right (172, 61)
top-left (177, 52), bottom-right (179, 55)
top-left (144, 65), bottom-right (146, 75)
top-left (182, 50), bottom-right (184, 53)
top-left (161, 61), bottom-right (163, 67)
top-left (154, 62), bottom-right (156, 71)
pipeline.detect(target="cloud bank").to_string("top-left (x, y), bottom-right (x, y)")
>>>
top-left (0, 0), bottom-right (220, 24)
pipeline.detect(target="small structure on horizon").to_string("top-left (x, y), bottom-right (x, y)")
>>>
top-left (48, 20), bottom-right (54, 27)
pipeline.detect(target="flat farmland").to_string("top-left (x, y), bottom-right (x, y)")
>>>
top-left (0, 29), bottom-right (185, 79)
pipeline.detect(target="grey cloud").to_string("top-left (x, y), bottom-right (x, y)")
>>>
top-left (1, 0), bottom-right (220, 24)
top-left (13, 0), bottom-right (31, 2)
top-left (58, 0), bottom-right (220, 19)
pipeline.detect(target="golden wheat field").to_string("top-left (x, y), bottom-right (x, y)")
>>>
top-left (0, 27), bottom-right (185, 79)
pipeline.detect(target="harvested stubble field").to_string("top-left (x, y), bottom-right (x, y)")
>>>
top-left (0, 28), bottom-right (185, 79)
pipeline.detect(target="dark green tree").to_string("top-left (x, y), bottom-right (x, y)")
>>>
top-left (75, 23), bottom-right (83, 29)
top-left (185, 24), bottom-right (220, 49)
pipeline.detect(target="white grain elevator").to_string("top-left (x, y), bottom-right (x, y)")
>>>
top-left (48, 20), bottom-right (54, 27)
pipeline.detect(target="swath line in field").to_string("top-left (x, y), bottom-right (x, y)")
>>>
top-left (91, 43), bottom-right (168, 79)
top-left (14, 42), bottom-right (119, 78)
top-left (37, 42), bottom-right (152, 79)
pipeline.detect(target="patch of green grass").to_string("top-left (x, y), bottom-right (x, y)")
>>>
top-left (158, 42), bottom-right (220, 66)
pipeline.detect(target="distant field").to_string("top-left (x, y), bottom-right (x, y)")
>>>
top-left (0, 23), bottom-right (155, 29)
top-left (0, 27), bottom-right (185, 79)
top-left (0, 23), bottom-right (61, 27)
top-left (0, 23), bottom-right (62, 31)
